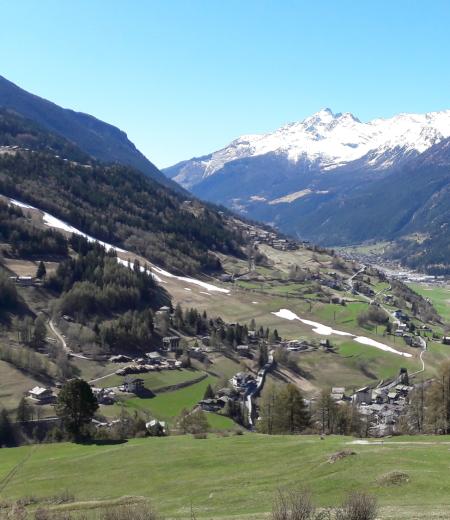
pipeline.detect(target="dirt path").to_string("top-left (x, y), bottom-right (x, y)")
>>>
top-left (49, 319), bottom-right (89, 360)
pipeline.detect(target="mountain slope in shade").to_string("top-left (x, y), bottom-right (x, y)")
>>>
top-left (0, 75), bottom-right (181, 191)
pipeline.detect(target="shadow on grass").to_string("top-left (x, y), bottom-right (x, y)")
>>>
top-left (78, 438), bottom-right (128, 446)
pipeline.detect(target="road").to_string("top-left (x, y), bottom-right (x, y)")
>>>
top-left (246, 349), bottom-right (274, 428)
top-left (48, 319), bottom-right (90, 360)
top-left (410, 348), bottom-right (426, 377)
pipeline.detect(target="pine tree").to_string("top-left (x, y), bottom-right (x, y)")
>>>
top-left (203, 384), bottom-right (215, 400)
top-left (0, 408), bottom-right (15, 446)
top-left (36, 261), bottom-right (46, 279)
top-left (32, 314), bottom-right (47, 348)
top-left (55, 379), bottom-right (98, 439)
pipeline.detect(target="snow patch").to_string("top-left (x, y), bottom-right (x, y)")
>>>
top-left (8, 197), bottom-right (229, 294)
top-left (272, 309), bottom-right (412, 357)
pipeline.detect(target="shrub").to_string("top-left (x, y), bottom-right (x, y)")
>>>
top-left (103, 503), bottom-right (161, 520)
top-left (272, 488), bottom-right (315, 520)
top-left (335, 492), bottom-right (378, 520)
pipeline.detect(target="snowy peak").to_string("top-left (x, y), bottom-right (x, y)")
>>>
top-left (168, 108), bottom-right (450, 185)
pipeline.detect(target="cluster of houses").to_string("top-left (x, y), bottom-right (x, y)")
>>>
top-left (392, 310), bottom-right (427, 348)
top-left (198, 387), bottom-right (235, 412)
top-left (113, 351), bottom-right (182, 377)
top-left (331, 369), bottom-right (414, 436)
top-left (199, 349), bottom-right (274, 427)
top-left (226, 217), bottom-right (299, 251)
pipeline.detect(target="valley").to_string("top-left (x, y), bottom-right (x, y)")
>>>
top-left (0, 70), bottom-right (450, 520)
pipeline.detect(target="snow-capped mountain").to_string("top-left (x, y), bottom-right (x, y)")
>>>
top-left (165, 108), bottom-right (450, 189)
top-left (164, 108), bottom-right (450, 272)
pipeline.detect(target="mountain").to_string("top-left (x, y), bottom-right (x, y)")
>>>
top-left (0, 75), bottom-right (182, 191)
top-left (164, 108), bottom-right (450, 272)
top-left (166, 108), bottom-right (450, 190)
top-left (0, 110), bottom-right (244, 275)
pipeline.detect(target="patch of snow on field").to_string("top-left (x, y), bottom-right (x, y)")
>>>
top-left (353, 336), bottom-right (411, 357)
top-left (272, 308), bottom-right (412, 357)
top-left (151, 266), bottom-right (230, 294)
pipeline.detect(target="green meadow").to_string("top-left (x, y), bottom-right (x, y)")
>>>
top-left (2, 435), bottom-right (450, 519)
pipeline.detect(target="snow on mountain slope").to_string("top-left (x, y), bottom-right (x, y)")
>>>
top-left (168, 108), bottom-right (450, 188)
top-left (7, 197), bottom-right (229, 294)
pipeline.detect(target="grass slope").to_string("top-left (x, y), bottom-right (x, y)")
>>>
top-left (408, 283), bottom-right (450, 324)
top-left (2, 435), bottom-right (450, 519)
top-left (101, 376), bottom-right (218, 423)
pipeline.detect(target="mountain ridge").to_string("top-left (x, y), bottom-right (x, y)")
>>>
top-left (165, 107), bottom-right (450, 189)
top-left (0, 75), bottom-right (183, 192)
top-left (164, 108), bottom-right (450, 273)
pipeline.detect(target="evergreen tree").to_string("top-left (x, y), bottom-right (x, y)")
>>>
top-left (36, 261), bottom-right (46, 279)
top-left (32, 314), bottom-right (47, 348)
top-left (55, 379), bottom-right (98, 439)
top-left (258, 344), bottom-right (269, 368)
top-left (0, 409), bottom-right (16, 447)
top-left (203, 384), bottom-right (215, 400)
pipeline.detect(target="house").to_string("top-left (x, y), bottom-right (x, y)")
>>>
top-left (230, 372), bottom-right (255, 390)
top-left (146, 419), bottom-right (167, 436)
top-left (162, 336), bottom-right (180, 352)
top-left (236, 345), bottom-right (250, 356)
top-left (286, 340), bottom-right (308, 352)
top-left (156, 306), bottom-right (171, 318)
top-left (146, 352), bottom-right (162, 364)
top-left (199, 398), bottom-right (223, 412)
top-left (442, 337), bottom-right (450, 346)
top-left (91, 387), bottom-right (116, 405)
top-left (331, 387), bottom-right (346, 401)
top-left (352, 386), bottom-right (371, 405)
top-left (320, 339), bottom-right (332, 350)
top-left (28, 386), bottom-right (53, 403)
top-left (387, 390), bottom-right (399, 403)
top-left (371, 388), bottom-right (388, 404)
top-left (123, 377), bottom-right (144, 394)
top-left (16, 276), bottom-right (34, 286)
top-left (200, 335), bottom-right (211, 346)
top-left (110, 354), bottom-right (132, 363)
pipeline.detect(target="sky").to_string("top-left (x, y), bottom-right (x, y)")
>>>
top-left (1, 1), bottom-right (450, 168)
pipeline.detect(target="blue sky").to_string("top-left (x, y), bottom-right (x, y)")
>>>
top-left (1, 1), bottom-right (450, 167)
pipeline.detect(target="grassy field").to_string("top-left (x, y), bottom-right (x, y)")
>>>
top-left (2, 435), bottom-right (450, 519)
top-left (100, 376), bottom-right (218, 423)
top-left (96, 368), bottom-right (203, 391)
top-left (409, 283), bottom-right (450, 324)
top-left (0, 360), bottom-right (42, 413)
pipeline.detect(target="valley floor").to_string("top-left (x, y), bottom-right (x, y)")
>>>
top-left (2, 434), bottom-right (450, 519)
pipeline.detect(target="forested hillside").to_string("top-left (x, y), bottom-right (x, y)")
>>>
top-left (0, 75), bottom-right (181, 191)
top-left (0, 113), bottom-right (244, 274)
